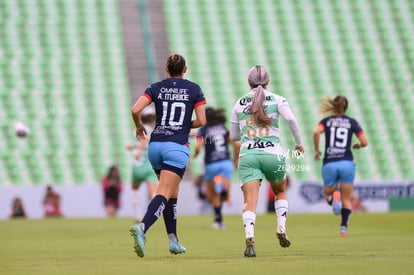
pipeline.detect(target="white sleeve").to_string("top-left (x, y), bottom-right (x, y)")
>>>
top-left (230, 103), bottom-right (239, 124)
top-left (230, 104), bottom-right (241, 141)
top-left (230, 122), bottom-right (241, 141)
top-left (279, 105), bottom-right (303, 147)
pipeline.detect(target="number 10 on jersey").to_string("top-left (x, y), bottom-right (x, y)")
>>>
top-left (161, 101), bottom-right (186, 126)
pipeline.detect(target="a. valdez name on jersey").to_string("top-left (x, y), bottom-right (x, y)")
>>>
top-left (326, 118), bottom-right (351, 128)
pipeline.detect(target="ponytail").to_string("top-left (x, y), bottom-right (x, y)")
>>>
top-left (247, 65), bottom-right (272, 127)
top-left (251, 85), bottom-right (272, 127)
top-left (319, 95), bottom-right (348, 117)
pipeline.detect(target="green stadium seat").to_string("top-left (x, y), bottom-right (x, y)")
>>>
top-left (0, 0), bottom-right (131, 186)
top-left (163, 0), bottom-right (414, 180)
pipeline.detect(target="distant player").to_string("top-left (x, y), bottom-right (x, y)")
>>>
top-left (101, 166), bottom-right (122, 217)
top-left (9, 197), bottom-right (26, 219)
top-left (194, 107), bottom-right (235, 230)
top-left (130, 54), bottom-right (206, 257)
top-left (313, 95), bottom-right (368, 237)
top-left (230, 65), bottom-right (304, 257)
top-left (126, 105), bottom-right (158, 223)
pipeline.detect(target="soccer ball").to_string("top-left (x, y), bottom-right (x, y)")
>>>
top-left (14, 121), bottom-right (30, 138)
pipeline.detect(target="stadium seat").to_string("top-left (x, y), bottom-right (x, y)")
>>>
top-left (162, 0), bottom-right (414, 181)
top-left (0, 0), bottom-right (131, 186)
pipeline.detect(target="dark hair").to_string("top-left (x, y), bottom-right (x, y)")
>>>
top-left (214, 108), bottom-right (227, 124)
top-left (205, 107), bottom-right (227, 125)
top-left (167, 54), bottom-right (186, 77)
top-left (248, 65), bottom-right (272, 127)
top-left (319, 95), bottom-right (348, 117)
top-left (205, 107), bottom-right (215, 125)
top-left (106, 165), bottom-right (119, 179)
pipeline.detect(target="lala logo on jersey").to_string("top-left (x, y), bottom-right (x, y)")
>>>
top-left (247, 141), bottom-right (274, 149)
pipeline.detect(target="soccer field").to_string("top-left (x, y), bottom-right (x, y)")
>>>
top-left (1, 212), bottom-right (413, 275)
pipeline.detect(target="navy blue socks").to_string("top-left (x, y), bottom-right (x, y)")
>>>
top-left (341, 208), bottom-right (351, 227)
top-left (141, 195), bottom-right (167, 233)
top-left (163, 198), bottom-right (178, 241)
top-left (214, 206), bottom-right (222, 223)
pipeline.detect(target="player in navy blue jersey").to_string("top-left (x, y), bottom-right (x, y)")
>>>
top-left (313, 95), bottom-right (368, 237)
top-left (194, 107), bottom-right (235, 230)
top-left (130, 54), bottom-right (206, 257)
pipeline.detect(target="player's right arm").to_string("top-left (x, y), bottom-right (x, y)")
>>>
top-left (131, 96), bottom-right (150, 140)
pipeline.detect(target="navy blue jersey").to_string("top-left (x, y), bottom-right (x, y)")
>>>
top-left (318, 115), bottom-right (364, 164)
top-left (143, 78), bottom-right (206, 145)
top-left (197, 124), bottom-right (231, 164)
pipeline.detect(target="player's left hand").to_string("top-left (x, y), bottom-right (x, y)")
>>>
top-left (352, 142), bottom-right (362, 149)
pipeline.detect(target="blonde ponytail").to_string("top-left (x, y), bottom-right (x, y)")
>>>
top-left (248, 65), bottom-right (272, 127)
top-left (319, 95), bottom-right (348, 117)
top-left (251, 85), bottom-right (272, 127)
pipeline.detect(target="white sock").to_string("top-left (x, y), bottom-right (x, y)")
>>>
top-left (275, 199), bottom-right (288, 233)
top-left (242, 211), bottom-right (256, 239)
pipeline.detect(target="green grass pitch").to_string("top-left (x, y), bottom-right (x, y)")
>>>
top-left (1, 212), bottom-right (413, 275)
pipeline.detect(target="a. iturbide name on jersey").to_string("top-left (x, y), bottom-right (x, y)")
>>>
top-left (157, 87), bottom-right (190, 101)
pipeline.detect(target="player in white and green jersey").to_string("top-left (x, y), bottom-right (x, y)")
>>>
top-left (127, 106), bottom-right (158, 223)
top-left (230, 65), bottom-right (304, 257)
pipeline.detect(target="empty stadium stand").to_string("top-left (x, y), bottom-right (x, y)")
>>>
top-left (163, 0), bottom-right (414, 181)
top-left (0, 0), bottom-right (131, 185)
top-left (1, 0), bottom-right (413, 186)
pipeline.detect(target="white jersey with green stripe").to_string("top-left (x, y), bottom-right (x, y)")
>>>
top-left (231, 90), bottom-right (288, 156)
